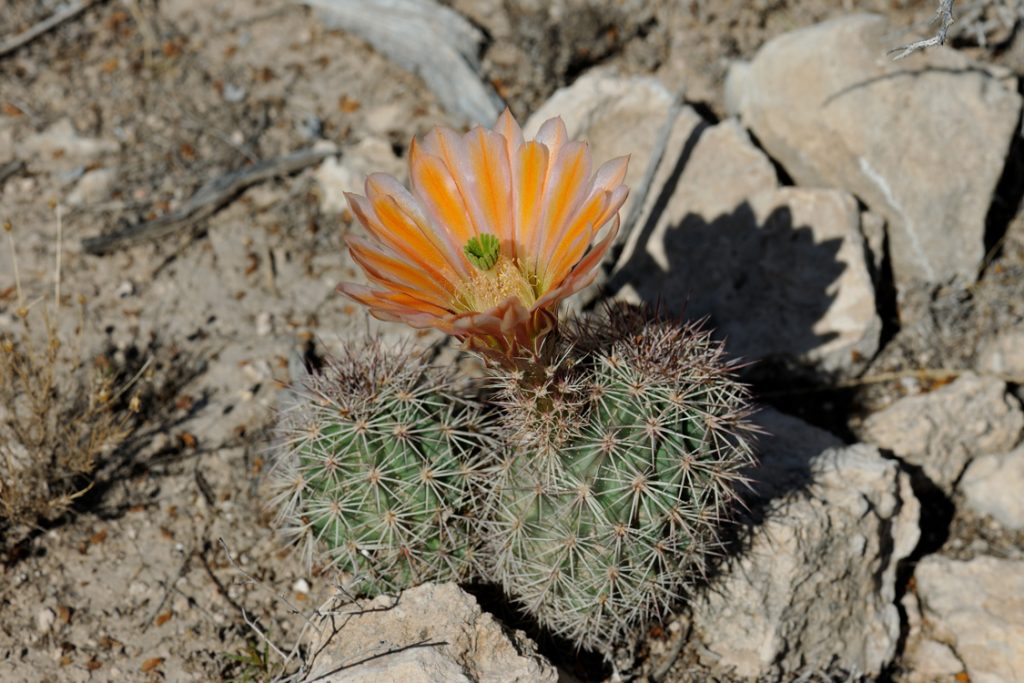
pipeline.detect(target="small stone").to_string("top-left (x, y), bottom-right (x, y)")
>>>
top-left (36, 608), bottom-right (56, 633)
top-left (67, 167), bottom-right (116, 206)
top-left (960, 445), bottom-right (1024, 530)
top-left (18, 118), bottom-right (119, 164)
top-left (256, 312), bottom-right (273, 336)
top-left (292, 578), bottom-right (310, 594)
top-left (223, 83), bottom-right (247, 102)
top-left (116, 280), bottom-right (135, 298)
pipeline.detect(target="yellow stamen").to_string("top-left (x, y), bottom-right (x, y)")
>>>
top-left (453, 256), bottom-right (538, 312)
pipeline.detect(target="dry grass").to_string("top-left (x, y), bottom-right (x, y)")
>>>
top-left (0, 218), bottom-right (139, 541)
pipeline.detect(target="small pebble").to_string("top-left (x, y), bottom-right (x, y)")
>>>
top-left (116, 280), bottom-right (135, 298)
top-left (293, 578), bottom-right (310, 594)
top-left (36, 608), bottom-right (56, 633)
top-left (256, 311), bottom-right (273, 336)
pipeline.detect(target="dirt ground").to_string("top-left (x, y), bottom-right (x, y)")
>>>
top-left (1, 1), bottom-right (1021, 681)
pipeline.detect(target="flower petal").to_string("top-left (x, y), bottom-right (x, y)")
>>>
top-left (409, 139), bottom-right (477, 246)
top-left (493, 107), bottom-right (524, 157)
top-left (346, 235), bottom-right (454, 308)
top-left (511, 141), bottom-right (549, 265)
top-left (589, 155), bottom-right (630, 196)
top-left (541, 190), bottom-right (610, 288)
top-left (362, 175), bottom-right (471, 279)
top-left (337, 283), bottom-right (452, 328)
top-left (534, 141), bottom-right (591, 273)
top-left (424, 126), bottom-right (491, 239)
top-left (348, 188), bottom-right (457, 288)
top-left (535, 117), bottom-right (568, 162)
top-left (465, 127), bottom-right (514, 246)
top-left (535, 216), bottom-right (620, 309)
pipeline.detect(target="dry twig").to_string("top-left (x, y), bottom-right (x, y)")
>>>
top-left (890, 0), bottom-right (957, 59)
top-left (81, 148), bottom-right (333, 255)
top-left (0, 0), bottom-right (103, 59)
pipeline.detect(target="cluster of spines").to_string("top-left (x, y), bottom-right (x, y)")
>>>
top-left (483, 305), bottom-right (758, 651)
top-left (268, 339), bottom-right (492, 596)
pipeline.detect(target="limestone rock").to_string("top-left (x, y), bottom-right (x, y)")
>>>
top-left (726, 14), bottom-right (1022, 302)
top-left (960, 445), bottom-right (1024, 530)
top-left (690, 410), bottom-right (920, 678)
top-left (860, 373), bottom-right (1023, 492)
top-left (304, 0), bottom-right (502, 125)
top-left (913, 556), bottom-right (1024, 683)
top-left (307, 582), bottom-right (556, 683)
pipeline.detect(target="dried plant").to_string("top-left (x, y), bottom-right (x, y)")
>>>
top-left (0, 217), bottom-right (138, 542)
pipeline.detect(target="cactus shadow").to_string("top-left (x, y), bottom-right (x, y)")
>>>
top-left (608, 202), bottom-right (846, 384)
top-left (463, 582), bottom-right (613, 681)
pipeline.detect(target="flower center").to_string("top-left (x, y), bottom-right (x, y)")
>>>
top-left (454, 235), bottom-right (538, 312)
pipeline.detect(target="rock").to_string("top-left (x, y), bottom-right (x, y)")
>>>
top-left (304, 0), bottom-right (502, 125)
top-left (960, 445), bottom-right (1024, 530)
top-left (978, 327), bottom-right (1024, 381)
top-left (315, 137), bottom-right (402, 213)
top-left (913, 556), bottom-right (1024, 683)
top-left (530, 72), bottom-right (881, 375)
top-left (18, 118), bottom-right (119, 164)
top-left (307, 583), bottom-right (556, 683)
top-left (726, 14), bottom-right (1022, 303)
top-left (690, 409), bottom-right (919, 678)
top-left (859, 373), bottom-right (1023, 493)
top-left (900, 627), bottom-right (965, 683)
top-left (66, 167), bottom-right (116, 206)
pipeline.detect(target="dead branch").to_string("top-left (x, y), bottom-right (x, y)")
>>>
top-left (81, 148), bottom-right (333, 255)
top-left (0, 0), bottom-right (103, 59)
top-left (890, 0), bottom-right (957, 59)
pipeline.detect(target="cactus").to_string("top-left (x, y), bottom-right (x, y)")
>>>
top-left (268, 339), bottom-right (492, 596)
top-left (484, 305), bottom-right (757, 651)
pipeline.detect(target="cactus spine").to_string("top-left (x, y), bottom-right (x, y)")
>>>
top-left (268, 340), bottom-right (492, 596)
top-left (485, 306), bottom-right (757, 651)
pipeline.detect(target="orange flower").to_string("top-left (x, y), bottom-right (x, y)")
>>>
top-left (339, 109), bottom-right (629, 357)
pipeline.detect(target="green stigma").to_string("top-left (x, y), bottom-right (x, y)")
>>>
top-left (463, 234), bottom-right (501, 271)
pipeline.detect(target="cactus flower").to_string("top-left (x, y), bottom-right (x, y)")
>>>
top-left (338, 109), bottom-right (629, 357)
